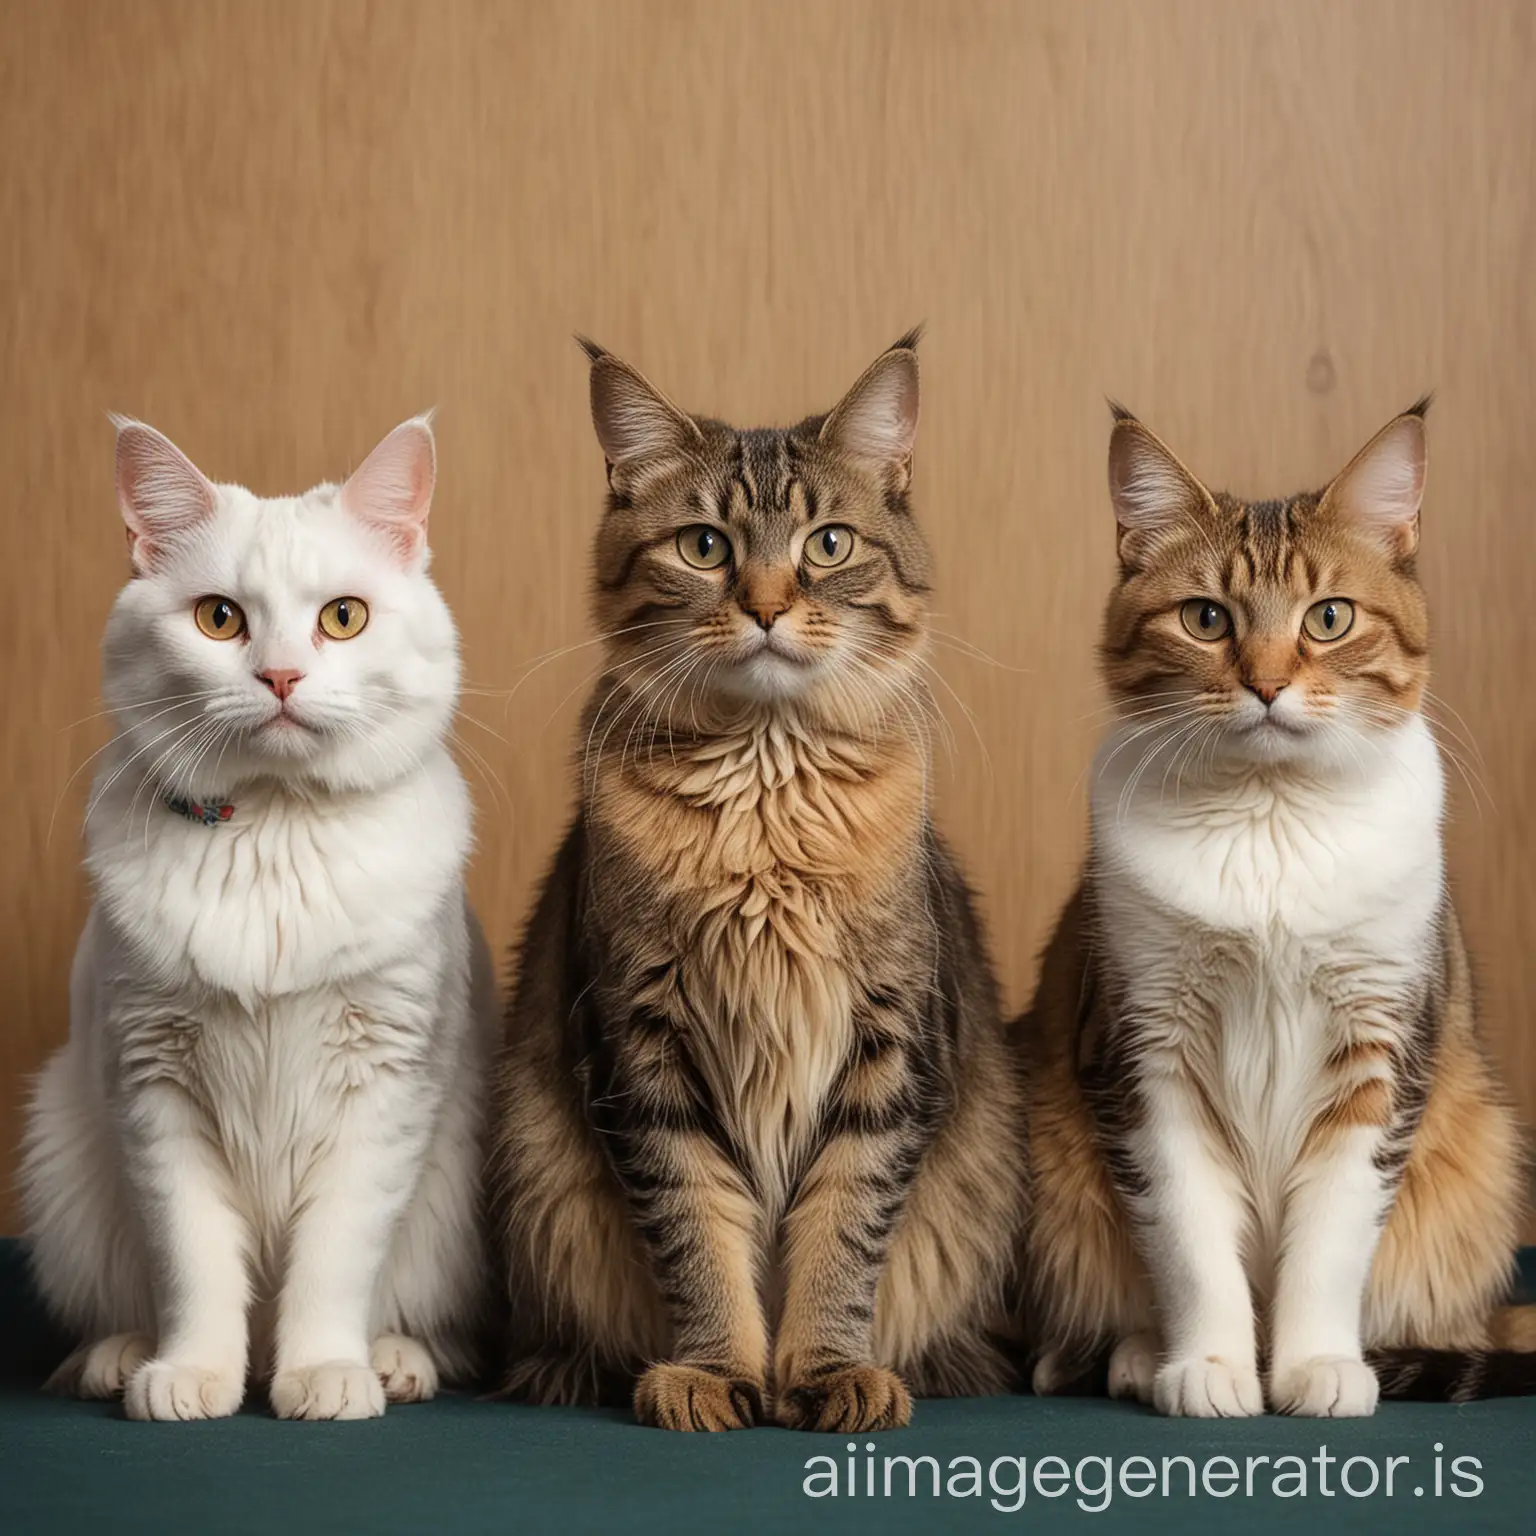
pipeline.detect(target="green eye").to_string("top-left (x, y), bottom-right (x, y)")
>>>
top-left (1303, 598), bottom-right (1355, 642)
top-left (804, 525), bottom-right (854, 569)
top-left (1179, 599), bottom-right (1232, 641)
top-left (677, 525), bottom-right (731, 570)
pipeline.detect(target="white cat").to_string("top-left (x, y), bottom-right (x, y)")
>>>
top-left (20, 416), bottom-right (497, 1421)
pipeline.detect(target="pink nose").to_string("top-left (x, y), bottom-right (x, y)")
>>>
top-left (1246, 679), bottom-right (1287, 706)
top-left (259, 669), bottom-right (304, 702)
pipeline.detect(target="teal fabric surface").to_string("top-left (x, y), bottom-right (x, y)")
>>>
top-left (2, 1241), bottom-right (1532, 1535)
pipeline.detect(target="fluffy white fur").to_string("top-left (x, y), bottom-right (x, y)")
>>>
top-left (20, 418), bottom-right (496, 1421)
top-left (1091, 712), bottom-right (1446, 1419)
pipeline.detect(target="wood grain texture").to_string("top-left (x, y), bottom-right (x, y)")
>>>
top-left (1, 0), bottom-right (1532, 1232)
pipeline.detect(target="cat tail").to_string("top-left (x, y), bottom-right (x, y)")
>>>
top-left (1371, 1309), bottom-right (1536, 1401)
top-left (1027, 1338), bottom-right (1114, 1397)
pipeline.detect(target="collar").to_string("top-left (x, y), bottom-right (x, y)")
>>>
top-left (163, 792), bottom-right (235, 827)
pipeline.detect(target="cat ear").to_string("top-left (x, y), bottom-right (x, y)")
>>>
top-left (820, 328), bottom-right (921, 475)
top-left (1319, 400), bottom-right (1428, 558)
top-left (1107, 407), bottom-right (1213, 561)
top-left (113, 417), bottom-right (216, 573)
top-left (341, 414), bottom-right (436, 565)
top-left (579, 337), bottom-right (702, 470)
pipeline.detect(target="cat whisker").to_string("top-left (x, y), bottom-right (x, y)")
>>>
top-left (136, 718), bottom-right (232, 849)
top-left (1159, 716), bottom-right (1219, 806)
top-left (450, 711), bottom-right (513, 748)
top-left (649, 651), bottom-right (714, 771)
top-left (833, 635), bottom-right (944, 754)
top-left (76, 716), bottom-right (209, 839)
top-left (1077, 706), bottom-right (1208, 804)
top-left (120, 716), bottom-right (225, 846)
top-left (462, 620), bottom-right (688, 718)
top-left (1340, 699), bottom-right (1494, 815)
top-left (55, 688), bottom-right (225, 735)
top-left (544, 635), bottom-right (699, 734)
top-left (376, 686), bottom-right (518, 753)
top-left (48, 695), bottom-right (230, 846)
top-left (1421, 689), bottom-right (1489, 770)
top-left (1117, 716), bottom-right (1202, 825)
top-left (1079, 691), bottom-right (1204, 725)
top-left (584, 648), bottom-right (699, 793)
top-left (627, 647), bottom-right (714, 774)
top-left (448, 728), bottom-right (514, 821)
top-left (924, 629), bottom-right (1030, 674)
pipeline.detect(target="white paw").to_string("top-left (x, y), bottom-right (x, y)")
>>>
top-left (1108, 1332), bottom-right (1158, 1404)
top-left (270, 1361), bottom-right (385, 1421)
top-left (1154, 1355), bottom-right (1264, 1418)
top-left (46, 1332), bottom-right (155, 1399)
top-left (370, 1334), bottom-right (438, 1404)
top-left (124, 1359), bottom-right (244, 1421)
top-left (1270, 1355), bottom-right (1379, 1417)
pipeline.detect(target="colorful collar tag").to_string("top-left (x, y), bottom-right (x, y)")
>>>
top-left (164, 793), bottom-right (235, 827)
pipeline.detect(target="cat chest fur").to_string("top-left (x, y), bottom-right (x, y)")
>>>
top-left (87, 762), bottom-right (468, 1005)
top-left (113, 982), bottom-right (436, 1252)
top-left (599, 720), bottom-right (925, 1212)
top-left (85, 762), bottom-right (468, 1264)
top-left (1095, 723), bottom-right (1447, 1256)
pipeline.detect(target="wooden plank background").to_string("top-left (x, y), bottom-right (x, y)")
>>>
top-left (2, 0), bottom-right (1532, 1233)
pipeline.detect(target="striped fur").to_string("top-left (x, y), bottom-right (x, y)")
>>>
top-left (1022, 403), bottom-right (1533, 1415)
top-left (489, 336), bottom-right (1026, 1431)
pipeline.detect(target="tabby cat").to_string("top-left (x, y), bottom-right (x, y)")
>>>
top-left (488, 333), bottom-right (1025, 1431)
top-left (1023, 401), bottom-right (1535, 1416)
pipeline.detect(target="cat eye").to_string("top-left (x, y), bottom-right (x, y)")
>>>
top-left (677, 525), bottom-right (731, 570)
top-left (194, 596), bottom-right (246, 641)
top-left (1179, 599), bottom-right (1232, 642)
top-left (804, 525), bottom-right (855, 569)
top-left (318, 597), bottom-right (370, 640)
top-left (1302, 598), bottom-right (1355, 642)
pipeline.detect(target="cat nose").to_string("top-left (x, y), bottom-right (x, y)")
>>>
top-left (737, 566), bottom-right (798, 631)
top-left (259, 668), bottom-right (304, 702)
top-left (743, 598), bottom-right (791, 631)
top-left (1244, 679), bottom-right (1288, 706)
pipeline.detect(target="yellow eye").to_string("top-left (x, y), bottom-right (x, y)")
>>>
top-left (319, 597), bottom-right (369, 640)
top-left (677, 525), bottom-right (731, 570)
top-left (1303, 598), bottom-right (1355, 642)
top-left (804, 525), bottom-right (855, 569)
top-left (1179, 599), bottom-right (1232, 641)
top-left (194, 596), bottom-right (246, 641)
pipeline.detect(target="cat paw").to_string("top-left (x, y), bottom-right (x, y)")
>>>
top-left (270, 1361), bottom-right (385, 1421)
top-left (1153, 1355), bottom-right (1263, 1418)
top-left (370, 1334), bottom-right (438, 1404)
top-left (777, 1363), bottom-right (912, 1432)
top-left (633, 1363), bottom-right (763, 1431)
top-left (1270, 1355), bottom-right (1379, 1417)
top-left (46, 1332), bottom-right (155, 1399)
top-left (1108, 1332), bottom-right (1158, 1404)
top-left (1030, 1348), bottom-right (1066, 1395)
top-left (124, 1359), bottom-right (244, 1421)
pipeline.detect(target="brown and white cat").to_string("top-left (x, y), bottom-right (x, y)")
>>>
top-left (1022, 401), bottom-right (1535, 1416)
top-left (487, 333), bottom-right (1026, 1431)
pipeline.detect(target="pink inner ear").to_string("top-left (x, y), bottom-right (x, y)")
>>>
top-left (114, 420), bottom-right (215, 569)
top-left (824, 353), bottom-right (920, 463)
top-left (1108, 425), bottom-right (1201, 531)
top-left (341, 418), bottom-right (436, 561)
top-left (1333, 416), bottom-right (1426, 531)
